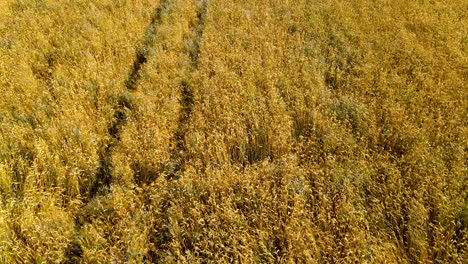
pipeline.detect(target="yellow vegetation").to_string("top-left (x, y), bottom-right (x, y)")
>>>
top-left (0, 0), bottom-right (466, 263)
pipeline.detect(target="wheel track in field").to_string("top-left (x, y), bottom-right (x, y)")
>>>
top-left (89, 0), bottom-right (173, 202)
top-left (164, 0), bottom-right (207, 180)
top-left (63, 0), bottom-right (172, 262)
top-left (64, 0), bottom-right (209, 261)
top-left (147, 0), bottom-right (208, 261)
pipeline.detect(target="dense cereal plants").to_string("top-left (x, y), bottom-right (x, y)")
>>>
top-left (0, 0), bottom-right (466, 263)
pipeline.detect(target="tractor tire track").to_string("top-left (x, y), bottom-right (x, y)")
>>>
top-left (163, 0), bottom-right (207, 181)
top-left (147, 0), bottom-right (208, 261)
top-left (63, 1), bottom-right (172, 262)
top-left (88, 0), bottom-right (172, 201)
top-left (124, 0), bottom-right (172, 91)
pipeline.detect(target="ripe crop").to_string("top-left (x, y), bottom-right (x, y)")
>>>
top-left (0, 0), bottom-right (466, 263)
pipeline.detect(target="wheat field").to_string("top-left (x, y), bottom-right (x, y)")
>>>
top-left (0, 0), bottom-right (466, 263)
